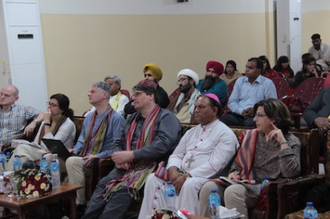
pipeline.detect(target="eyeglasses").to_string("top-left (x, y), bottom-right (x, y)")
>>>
top-left (47, 101), bottom-right (59, 108)
top-left (131, 91), bottom-right (143, 98)
top-left (144, 74), bottom-right (153, 78)
top-left (177, 78), bottom-right (189, 84)
top-left (254, 113), bottom-right (267, 118)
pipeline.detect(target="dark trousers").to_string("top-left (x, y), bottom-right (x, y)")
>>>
top-left (82, 168), bottom-right (133, 219)
top-left (220, 113), bottom-right (256, 127)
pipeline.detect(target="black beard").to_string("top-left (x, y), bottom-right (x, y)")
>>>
top-left (201, 75), bottom-right (219, 91)
top-left (179, 83), bottom-right (192, 93)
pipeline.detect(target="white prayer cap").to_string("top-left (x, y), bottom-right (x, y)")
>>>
top-left (177, 69), bottom-right (199, 86)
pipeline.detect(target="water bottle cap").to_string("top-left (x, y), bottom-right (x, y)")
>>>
top-left (6, 152), bottom-right (10, 155)
top-left (211, 189), bottom-right (217, 193)
top-left (51, 160), bottom-right (56, 163)
top-left (263, 177), bottom-right (269, 180)
top-left (306, 202), bottom-right (313, 207)
top-left (0, 152), bottom-right (4, 155)
top-left (41, 157), bottom-right (46, 160)
top-left (14, 155), bottom-right (19, 158)
top-left (167, 181), bottom-right (173, 185)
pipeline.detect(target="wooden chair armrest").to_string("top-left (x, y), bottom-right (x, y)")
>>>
top-left (98, 158), bottom-right (115, 179)
top-left (276, 175), bottom-right (325, 219)
top-left (264, 178), bottom-right (288, 219)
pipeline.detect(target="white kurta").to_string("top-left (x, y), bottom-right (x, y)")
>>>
top-left (138, 120), bottom-right (239, 218)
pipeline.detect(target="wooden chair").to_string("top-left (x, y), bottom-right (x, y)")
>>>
top-left (168, 87), bottom-right (181, 102)
top-left (221, 79), bottom-right (237, 115)
top-left (120, 89), bottom-right (131, 100)
top-left (279, 129), bottom-right (330, 219)
top-left (282, 78), bottom-right (325, 128)
top-left (86, 125), bottom-right (322, 219)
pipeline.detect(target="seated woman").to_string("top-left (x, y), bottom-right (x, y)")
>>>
top-left (198, 98), bottom-right (301, 218)
top-left (220, 60), bottom-right (243, 85)
top-left (290, 56), bottom-right (318, 89)
top-left (259, 55), bottom-right (280, 79)
top-left (7, 93), bottom-right (76, 174)
top-left (273, 56), bottom-right (294, 79)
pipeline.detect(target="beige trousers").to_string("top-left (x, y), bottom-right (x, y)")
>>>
top-left (7, 144), bottom-right (66, 175)
top-left (199, 181), bottom-right (258, 218)
top-left (7, 144), bottom-right (45, 171)
top-left (65, 156), bottom-right (86, 205)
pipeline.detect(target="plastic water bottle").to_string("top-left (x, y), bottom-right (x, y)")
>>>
top-left (13, 155), bottom-right (21, 171)
top-left (304, 202), bottom-right (318, 219)
top-left (50, 160), bottom-right (60, 188)
top-left (5, 152), bottom-right (11, 169)
top-left (52, 154), bottom-right (59, 164)
top-left (164, 181), bottom-right (176, 210)
top-left (209, 189), bottom-right (220, 219)
top-left (261, 177), bottom-right (270, 189)
top-left (40, 157), bottom-right (49, 174)
top-left (0, 152), bottom-right (6, 176)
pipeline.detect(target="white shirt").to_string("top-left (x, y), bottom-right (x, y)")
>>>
top-left (308, 43), bottom-right (330, 70)
top-left (167, 119), bottom-right (239, 178)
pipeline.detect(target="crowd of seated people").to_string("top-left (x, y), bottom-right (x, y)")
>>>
top-left (1, 49), bottom-right (330, 219)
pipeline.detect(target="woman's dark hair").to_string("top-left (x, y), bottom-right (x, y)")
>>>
top-left (224, 60), bottom-right (237, 74)
top-left (273, 56), bottom-right (294, 78)
top-left (259, 55), bottom-right (272, 71)
top-left (253, 98), bottom-right (292, 135)
top-left (301, 56), bottom-right (316, 72)
top-left (50, 93), bottom-right (74, 120)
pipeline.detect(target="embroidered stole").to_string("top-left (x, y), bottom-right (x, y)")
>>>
top-left (79, 106), bottom-right (113, 156)
top-left (38, 115), bottom-right (67, 145)
top-left (236, 129), bottom-right (258, 180)
top-left (111, 92), bottom-right (122, 110)
top-left (102, 105), bottom-right (161, 201)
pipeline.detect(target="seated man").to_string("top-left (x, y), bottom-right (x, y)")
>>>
top-left (167, 69), bottom-right (200, 123)
top-left (0, 85), bottom-right (43, 150)
top-left (124, 63), bottom-right (170, 115)
top-left (65, 81), bottom-right (125, 209)
top-left (82, 80), bottom-right (181, 219)
top-left (139, 94), bottom-right (239, 217)
top-left (84, 75), bottom-right (129, 117)
top-left (220, 57), bottom-right (277, 127)
top-left (199, 98), bottom-right (301, 218)
top-left (308, 33), bottom-right (330, 71)
top-left (303, 86), bottom-right (330, 156)
top-left (196, 60), bottom-right (227, 107)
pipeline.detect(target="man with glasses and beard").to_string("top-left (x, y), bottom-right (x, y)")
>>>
top-left (167, 69), bottom-right (201, 123)
top-left (196, 60), bottom-right (227, 107)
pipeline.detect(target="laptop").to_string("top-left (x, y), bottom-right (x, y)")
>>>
top-left (41, 138), bottom-right (73, 160)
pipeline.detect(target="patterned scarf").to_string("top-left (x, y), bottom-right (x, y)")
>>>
top-left (111, 92), bottom-right (122, 110)
top-left (38, 115), bottom-right (67, 145)
top-left (236, 129), bottom-right (258, 180)
top-left (101, 105), bottom-right (161, 201)
top-left (79, 106), bottom-right (113, 156)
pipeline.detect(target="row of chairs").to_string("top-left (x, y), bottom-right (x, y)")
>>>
top-left (221, 77), bottom-right (325, 128)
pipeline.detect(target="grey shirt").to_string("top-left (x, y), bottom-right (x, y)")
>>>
top-left (230, 132), bottom-right (301, 198)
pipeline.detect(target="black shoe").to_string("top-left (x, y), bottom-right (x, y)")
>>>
top-left (76, 204), bottom-right (86, 219)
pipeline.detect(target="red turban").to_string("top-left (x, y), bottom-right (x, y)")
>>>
top-left (206, 61), bottom-right (224, 76)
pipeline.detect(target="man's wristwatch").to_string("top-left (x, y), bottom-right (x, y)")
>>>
top-left (33, 119), bottom-right (38, 124)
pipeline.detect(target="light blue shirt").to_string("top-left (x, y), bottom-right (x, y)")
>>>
top-left (228, 75), bottom-right (277, 115)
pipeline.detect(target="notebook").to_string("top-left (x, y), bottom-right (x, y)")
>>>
top-left (41, 138), bottom-right (73, 160)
